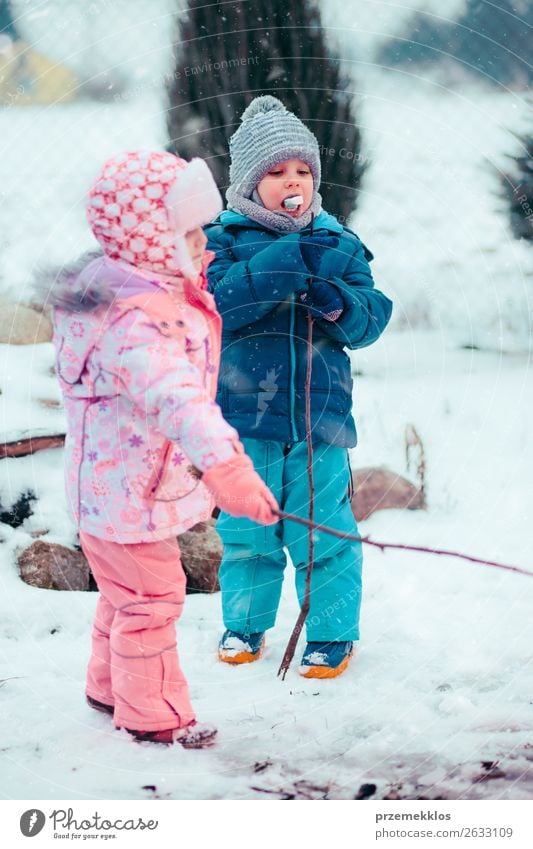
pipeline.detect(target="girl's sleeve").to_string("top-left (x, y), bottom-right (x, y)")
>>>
top-left (314, 238), bottom-right (393, 350)
top-left (100, 310), bottom-right (241, 471)
top-left (205, 224), bottom-right (310, 330)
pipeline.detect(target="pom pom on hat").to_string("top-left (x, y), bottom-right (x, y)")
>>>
top-left (240, 95), bottom-right (287, 121)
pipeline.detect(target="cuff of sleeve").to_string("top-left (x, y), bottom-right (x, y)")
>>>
top-left (197, 436), bottom-right (245, 473)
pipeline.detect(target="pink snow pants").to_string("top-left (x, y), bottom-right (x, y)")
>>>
top-left (80, 532), bottom-right (196, 732)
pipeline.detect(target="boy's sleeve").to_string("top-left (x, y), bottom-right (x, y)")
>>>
top-left (100, 310), bottom-right (241, 471)
top-left (205, 225), bottom-right (311, 330)
top-left (314, 237), bottom-right (393, 350)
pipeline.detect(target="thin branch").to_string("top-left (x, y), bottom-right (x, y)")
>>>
top-left (274, 509), bottom-right (533, 578)
top-left (278, 211), bottom-right (318, 680)
top-left (278, 310), bottom-right (316, 679)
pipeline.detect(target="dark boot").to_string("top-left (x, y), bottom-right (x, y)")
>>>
top-left (86, 695), bottom-right (114, 715)
top-left (125, 721), bottom-right (217, 748)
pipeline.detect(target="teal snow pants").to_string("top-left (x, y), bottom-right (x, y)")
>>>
top-left (216, 438), bottom-right (363, 641)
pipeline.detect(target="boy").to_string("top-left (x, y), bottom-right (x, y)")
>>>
top-left (205, 97), bottom-right (393, 678)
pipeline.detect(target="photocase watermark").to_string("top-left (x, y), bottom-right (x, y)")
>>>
top-left (514, 186), bottom-right (533, 230)
top-left (20, 809), bottom-right (46, 837)
top-left (19, 806), bottom-right (159, 839)
top-left (307, 588), bottom-right (360, 628)
top-left (113, 54), bottom-right (261, 103)
top-left (183, 54), bottom-right (260, 77)
top-left (327, 210), bottom-right (351, 226)
top-left (318, 142), bottom-right (373, 165)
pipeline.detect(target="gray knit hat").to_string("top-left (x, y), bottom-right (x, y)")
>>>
top-left (228, 95), bottom-right (322, 198)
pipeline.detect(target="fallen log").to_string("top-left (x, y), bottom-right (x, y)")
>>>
top-left (0, 433), bottom-right (65, 459)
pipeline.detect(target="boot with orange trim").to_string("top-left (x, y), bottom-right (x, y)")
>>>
top-left (299, 641), bottom-right (354, 679)
top-left (218, 629), bottom-right (265, 664)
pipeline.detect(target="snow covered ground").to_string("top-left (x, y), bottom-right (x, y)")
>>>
top-left (1, 330), bottom-right (532, 800)
top-left (1, 0), bottom-right (532, 801)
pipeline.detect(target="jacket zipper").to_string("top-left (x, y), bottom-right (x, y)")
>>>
top-left (145, 439), bottom-right (173, 500)
top-left (288, 294), bottom-right (298, 442)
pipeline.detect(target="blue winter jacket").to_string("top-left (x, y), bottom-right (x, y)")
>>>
top-left (204, 209), bottom-right (393, 447)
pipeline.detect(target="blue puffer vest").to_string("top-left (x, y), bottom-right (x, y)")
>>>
top-left (204, 210), bottom-right (393, 447)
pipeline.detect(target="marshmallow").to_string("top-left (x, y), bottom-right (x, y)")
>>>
top-left (282, 195), bottom-right (303, 210)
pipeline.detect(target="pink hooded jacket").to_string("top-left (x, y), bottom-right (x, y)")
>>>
top-left (51, 150), bottom-right (243, 543)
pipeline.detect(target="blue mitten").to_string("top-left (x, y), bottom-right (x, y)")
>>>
top-left (299, 233), bottom-right (339, 276)
top-left (297, 281), bottom-right (344, 322)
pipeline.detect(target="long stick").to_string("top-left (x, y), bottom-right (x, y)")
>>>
top-left (278, 213), bottom-right (316, 680)
top-left (277, 311), bottom-right (315, 679)
top-left (274, 508), bottom-right (533, 579)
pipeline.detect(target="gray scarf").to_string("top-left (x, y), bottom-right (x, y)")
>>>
top-left (226, 185), bottom-right (323, 233)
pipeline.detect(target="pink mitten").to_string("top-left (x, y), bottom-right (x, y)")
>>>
top-left (202, 454), bottom-right (279, 525)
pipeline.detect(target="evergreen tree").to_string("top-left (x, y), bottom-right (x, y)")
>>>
top-left (501, 132), bottom-right (533, 241)
top-left (377, 0), bottom-right (533, 89)
top-left (0, 0), bottom-right (19, 40)
top-left (166, 0), bottom-right (365, 222)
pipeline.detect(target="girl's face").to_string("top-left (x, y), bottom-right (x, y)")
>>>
top-left (185, 227), bottom-right (208, 271)
top-left (256, 158), bottom-right (313, 218)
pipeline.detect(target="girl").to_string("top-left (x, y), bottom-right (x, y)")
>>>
top-left (50, 150), bottom-right (278, 746)
top-left (205, 97), bottom-right (393, 678)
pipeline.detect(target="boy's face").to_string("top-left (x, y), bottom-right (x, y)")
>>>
top-left (256, 158), bottom-right (313, 218)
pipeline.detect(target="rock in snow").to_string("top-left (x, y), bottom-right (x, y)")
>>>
top-left (0, 296), bottom-right (52, 345)
top-left (18, 540), bottom-right (90, 591)
top-left (177, 518), bottom-right (223, 593)
top-left (351, 467), bottom-right (425, 521)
